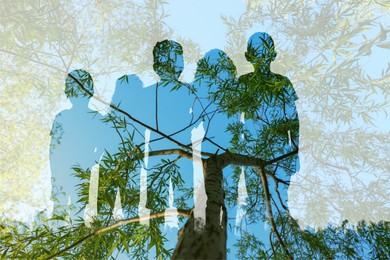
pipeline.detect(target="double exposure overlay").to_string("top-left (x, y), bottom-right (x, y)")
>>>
top-left (0, 1), bottom-right (389, 259)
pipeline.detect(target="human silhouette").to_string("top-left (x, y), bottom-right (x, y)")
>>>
top-left (193, 50), bottom-right (255, 232)
top-left (107, 41), bottom-right (197, 227)
top-left (107, 74), bottom-right (152, 148)
top-left (238, 32), bottom-right (300, 174)
top-left (192, 49), bottom-right (237, 149)
top-left (106, 75), bottom-right (155, 225)
top-left (50, 70), bottom-right (108, 210)
top-left (149, 40), bottom-right (194, 137)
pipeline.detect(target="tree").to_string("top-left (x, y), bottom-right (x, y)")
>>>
top-left (1, 0), bottom-right (389, 259)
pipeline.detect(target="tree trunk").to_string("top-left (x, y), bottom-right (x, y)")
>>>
top-left (172, 155), bottom-right (227, 259)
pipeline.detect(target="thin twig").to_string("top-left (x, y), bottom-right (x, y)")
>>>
top-left (143, 104), bottom-right (216, 147)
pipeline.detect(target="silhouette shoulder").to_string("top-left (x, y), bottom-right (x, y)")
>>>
top-left (274, 73), bottom-right (298, 101)
top-left (238, 73), bottom-right (254, 85)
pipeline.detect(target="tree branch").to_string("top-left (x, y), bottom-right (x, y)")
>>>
top-left (68, 73), bottom-right (191, 152)
top-left (45, 209), bottom-right (191, 259)
top-left (213, 149), bottom-right (297, 169)
top-left (148, 148), bottom-right (214, 160)
top-left (264, 149), bottom-right (298, 166)
top-left (141, 105), bottom-right (215, 148)
top-left (255, 166), bottom-right (292, 259)
top-left (204, 137), bottom-right (228, 152)
top-left (217, 152), bottom-right (262, 168)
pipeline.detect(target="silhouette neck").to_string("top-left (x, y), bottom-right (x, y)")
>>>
top-left (69, 97), bottom-right (91, 110)
top-left (254, 63), bottom-right (272, 75)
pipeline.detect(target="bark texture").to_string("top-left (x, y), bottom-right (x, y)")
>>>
top-left (171, 152), bottom-right (267, 259)
top-left (172, 155), bottom-right (227, 259)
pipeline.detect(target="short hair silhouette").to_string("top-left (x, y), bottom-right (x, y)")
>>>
top-left (245, 32), bottom-right (277, 66)
top-left (152, 40), bottom-right (184, 80)
top-left (65, 70), bottom-right (94, 104)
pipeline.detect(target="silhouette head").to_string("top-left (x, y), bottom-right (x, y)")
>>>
top-left (245, 32), bottom-right (277, 67)
top-left (65, 70), bottom-right (94, 104)
top-left (194, 49), bottom-right (237, 112)
top-left (153, 40), bottom-right (184, 81)
top-left (195, 49), bottom-right (236, 83)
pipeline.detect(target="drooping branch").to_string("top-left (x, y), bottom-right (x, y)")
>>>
top-left (45, 209), bottom-right (191, 260)
top-left (214, 151), bottom-right (297, 258)
top-left (256, 166), bottom-right (293, 259)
